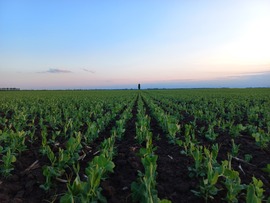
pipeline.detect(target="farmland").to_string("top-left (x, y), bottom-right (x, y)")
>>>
top-left (0, 89), bottom-right (270, 203)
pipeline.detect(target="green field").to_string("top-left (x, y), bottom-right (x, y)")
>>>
top-left (0, 89), bottom-right (270, 203)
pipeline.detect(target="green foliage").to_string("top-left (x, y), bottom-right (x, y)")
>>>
top-left (0, 148), bottom-right (16, 177)
top-left (252, 128), bottom-right (270, 149)
top-left (229, 124), bottom-right (246, 138)
top-left (85, 122), bottom-right (99, 143)
top-left (221, 161), bottom-right (246, 203)
top-left (189, 145), bottom-right (204, 177)
top-left (231, 139), bottom-right (240, 157)
top-left (132, 96), bottom-right (171, 203)
top-left (167, 120), bottom-right (180, 143)
top-left (262, 164), bottom-right (270, 177)
top-left (244, 154), bottom-right (253, 163)
top-left (0, 130), bottom-right (27, 154)
top-left (205, 124), bottom-right (218, 141)
top-left (84, 155), bottom-right (115, 202)
top-left (40, 128), bottom-right (48, 155)
top-left (195, 149), bottom-right (222, 201)
top-left (40, 165), bottom-right (61, 191)
top-left (60, 155), bottom-right (115, 203)
top-left (131, 154), bottom-right (159, 203)
top-left (40, 133), bottom-right (83, 191)
top-left (246, 177), bottom-right (265, 203)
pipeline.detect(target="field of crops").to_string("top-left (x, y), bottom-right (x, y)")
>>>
top-left (0, 89), bottom-right (270, 203)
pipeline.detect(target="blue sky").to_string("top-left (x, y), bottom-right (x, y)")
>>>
top-left (0, 0), bottom-right (270, 89)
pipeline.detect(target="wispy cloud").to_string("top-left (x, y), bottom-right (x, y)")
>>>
top-left (82, 68), bottom-right (95, 74)
top-left (38, 68), bottom-right (72, 73)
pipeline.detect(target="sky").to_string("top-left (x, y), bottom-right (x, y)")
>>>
top-left (0, 0), bottom-right (270, 89)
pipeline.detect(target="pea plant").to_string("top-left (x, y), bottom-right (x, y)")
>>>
top-left (132, 96), bottom-right (171, 203)
top-left (0, 148), bottom-right (17, 177)
top-left (40, 133), bottom-right (82, 191)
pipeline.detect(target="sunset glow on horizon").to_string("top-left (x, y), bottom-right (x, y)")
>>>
top-left (1, 0), bottom-right (270, 89)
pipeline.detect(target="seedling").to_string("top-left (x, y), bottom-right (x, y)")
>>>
top-left (0, 148), bottom-right (16, 177)
top-left (246, 177), bottom-right (265, 203)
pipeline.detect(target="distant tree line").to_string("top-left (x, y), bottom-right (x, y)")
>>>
top-left (0, 88), bottom-right (20, 91)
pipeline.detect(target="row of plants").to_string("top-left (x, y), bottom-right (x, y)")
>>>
top-left (141, 95), bottom-right (180, 144)
top-left (142, 91), bottom-right (270, 202)
top-left (132, 95), bottom-right (170, 203)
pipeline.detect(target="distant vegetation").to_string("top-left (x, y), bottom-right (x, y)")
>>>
top-left (0, 88), bottom-right (20, 91)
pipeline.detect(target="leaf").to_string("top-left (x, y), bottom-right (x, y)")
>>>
top-left (70, 176), bottom-right (84, 195)
top-left (210, 171), bottom-right (219, 185)
top-left (262, 164), bottom-right (270, 174)
top-left (246, 184), bottom-right (257, 203)
top-left (253, 177), bottom-right (263, 188)
top-left (60, 194), bottom-right (74, 203)
top-left (11, 155), bottom-right (16, 163)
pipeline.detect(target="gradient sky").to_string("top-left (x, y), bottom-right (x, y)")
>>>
top-left (0, 0), bottom-right (270, 89)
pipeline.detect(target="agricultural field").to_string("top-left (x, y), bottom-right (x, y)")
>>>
top-left (0, 89), bottom-right (270, 203)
